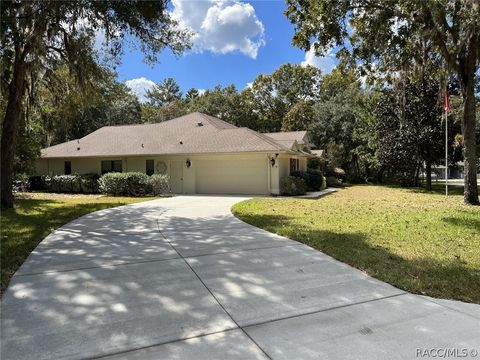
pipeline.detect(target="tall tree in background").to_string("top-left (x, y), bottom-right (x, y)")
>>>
top-left (146, 78), bottom-right (182, 106)
top-left (185, 88), bottom-right (200, 102)
top-left (1, 0), bottom-right (191, 208)
top-left (246, 63), bottom-right (322, 131)
top-left (285, 0), bottom-right (480, 204)
top-left (375, 72), bottom-right (455, 189)
top-left (281, 101), bottom-right (315, 131)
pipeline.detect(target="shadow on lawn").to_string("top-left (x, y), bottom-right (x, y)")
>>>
top-left (1, 198), bottom-right (137, 293)
top-left (237, 212), bottom-right (480, 304)
top-left (443, 215), bottom-right (480, 232)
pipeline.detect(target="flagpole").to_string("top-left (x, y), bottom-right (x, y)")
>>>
top-left (445, 101), bottom-right (448, 196)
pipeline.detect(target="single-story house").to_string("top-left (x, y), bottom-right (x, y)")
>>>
top-left (36, 112), bottom-right (315, 195)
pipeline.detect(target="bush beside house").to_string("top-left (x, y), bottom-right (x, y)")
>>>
top-left (326, 176), bottom-right (343, 188)
top-left (98, 172), bottom-right (169, 196)
top-left (280, 176), bottom-right (307, 196)
top-left (28, 176), bottom-right (48, 191)
top-left (48, 175), bottom-right (82, 193)
top-left (291, 169), bottom-right (325, 191)
top-left (27, 172), bottom-right (169, 196)
top-left (28, 174), bottom-right (100, 193)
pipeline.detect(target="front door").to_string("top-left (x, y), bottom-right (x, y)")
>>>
top-left (169, 160), bottom-right (183, 193)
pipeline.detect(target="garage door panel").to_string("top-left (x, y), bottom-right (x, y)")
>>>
top-left (196, 158), bottom-right (268, 194)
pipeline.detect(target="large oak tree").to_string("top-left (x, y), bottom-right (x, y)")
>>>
top-left (286, 0), bottom-right (480, 204)
top-left (1, 0), bottom-right (191, 208)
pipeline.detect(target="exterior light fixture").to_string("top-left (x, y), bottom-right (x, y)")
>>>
top-left (270, 154), bottom-right (279, 167)
top-left (186, 159), bottom-right (192, 168)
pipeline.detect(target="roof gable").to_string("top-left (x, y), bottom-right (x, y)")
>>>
top-left (264, 131), bottom-right (308, 144)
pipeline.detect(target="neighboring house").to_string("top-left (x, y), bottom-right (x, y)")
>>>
top-left (310, 149), bottom-right (326, 172)
top-left (36, 112), bottom-right (314, 195)
top-left (263, 130), bottom-right (315, 151)
top-left (424, 162), bottom-right (479, 180)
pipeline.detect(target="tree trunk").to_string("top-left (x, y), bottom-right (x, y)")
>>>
top-left (425, 160), bottom-right (432, 191)
top-left (1, 52), bottom-right (27, 209)
top-left (461, 73), bottom-right (479, 205)
top-left (414, 163), bottom-right (421, 187)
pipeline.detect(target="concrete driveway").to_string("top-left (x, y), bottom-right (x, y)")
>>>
top-left (2, 196), bottom-right (479, 360)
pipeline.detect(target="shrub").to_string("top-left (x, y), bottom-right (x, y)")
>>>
top-left (149, 174), bottom-right (170, 195)
top-left (98, 172), bottom-right (170, 196)
top-left (307, 157), bottom-right (321, 169)
top-left (326, 176), bottom-right (343, 188)
top-left (320, 176), bottom-right (327, 190)
top-left (291, 169), bottom-right (324, 191)
top-left (80, 173), bottom-right (100, 193)
top-left (28, 175), bottom-right (48, 191)
top-left (48, 175), bottom-right (82, 193)
top-left (280, 176), bottom-right (307, 196)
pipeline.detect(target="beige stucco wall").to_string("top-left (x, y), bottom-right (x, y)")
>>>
top-left (35, 152), bottom-right (307, 195)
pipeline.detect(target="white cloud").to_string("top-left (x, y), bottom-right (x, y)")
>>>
top-left (125, 77), bottom-right (156, 102)
top-left (172, 0), bottom-right (265, 59)
top-left (301, 45), bottom-right (337, 74)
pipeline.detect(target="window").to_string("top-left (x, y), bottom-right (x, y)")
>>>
top-left (146, 159), bottom-right (154, 176)
top-left (101, 160), bottom-right (122, 174)
top-left (290, 158), bottom-right (300, 174)
top-left (64, 161), bottom-right (72, 175)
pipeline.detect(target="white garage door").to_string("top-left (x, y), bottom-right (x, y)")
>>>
top-left (196, 157), bottom-right (268, 194)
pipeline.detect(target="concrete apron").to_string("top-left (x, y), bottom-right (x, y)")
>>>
top-left (1, 195), bottom-right (479, 360)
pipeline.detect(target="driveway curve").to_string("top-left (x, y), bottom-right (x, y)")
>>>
top-left (2, 196), bottom-right (479, 360)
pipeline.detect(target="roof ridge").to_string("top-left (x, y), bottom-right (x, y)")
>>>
top-left (264, 130), bottom-right (307, 135)
top-left (197, 112), bottom-right (237, 129)
top-left (44, 139), bottom-right (79, 150)
top-left (240, 127), bottom-right (290, 151)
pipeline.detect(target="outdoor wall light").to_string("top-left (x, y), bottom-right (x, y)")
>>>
top-left (186, 159), bottom-right (192, 168)
top-left (270, 154), bottom-right (279, 167)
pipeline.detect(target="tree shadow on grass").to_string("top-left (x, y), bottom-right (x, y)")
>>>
top-left (1, 198), bottom-right (140, 293)
top-left (443, 215), bottom-right (480, 231)
top-left (237, 213), bottom-right (480, 304)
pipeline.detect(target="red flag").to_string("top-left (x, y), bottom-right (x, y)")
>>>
top-left (444, 92), bottom-right (450, 112)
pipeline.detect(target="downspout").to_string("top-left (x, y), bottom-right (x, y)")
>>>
top-left (267, 154), bottom-right (271, 195)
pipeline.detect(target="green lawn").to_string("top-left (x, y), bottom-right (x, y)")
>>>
top-left (232, 185), bottom-right (480, 303)
top-left (1, 193), bottom-right (154, 294)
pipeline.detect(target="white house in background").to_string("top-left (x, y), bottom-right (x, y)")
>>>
top-left (427, 162), bottom-right (480, 180)
top-left (35, 112), bottom-right (315, 195)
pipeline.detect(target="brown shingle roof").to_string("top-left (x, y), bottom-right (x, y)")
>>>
top-left (41, 112), bottom-right (292, 158)
top-left (264, 131), bottom-right (308, 145)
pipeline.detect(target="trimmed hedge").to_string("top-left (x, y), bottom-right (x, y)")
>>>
top-left (28, 176), bottom-right (48, 191)
top-left (280, 176), bottom-right (307, 196)
top-left (48, 175), bottom-right (82, 193)
top-left (291, 169), bottom-right (324, 191)
top-left (40, 174), bottom-right (101, 193)
top-left (326, 176), bottom-right (343, 188)
top-left (98, 172), bottom-right (170, 196)
top-left (149, 174), bottom-right (170, 195)
top-left (79, 173), bottom-right (100, 193)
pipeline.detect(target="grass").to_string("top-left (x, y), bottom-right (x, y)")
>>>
top-left (232, 185), bottom-right (480, 303)
top-left (1, 192), bottom-right (154, 294)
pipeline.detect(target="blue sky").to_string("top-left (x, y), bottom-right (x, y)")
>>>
top-left (120, 0), bottom-right (337, 101)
